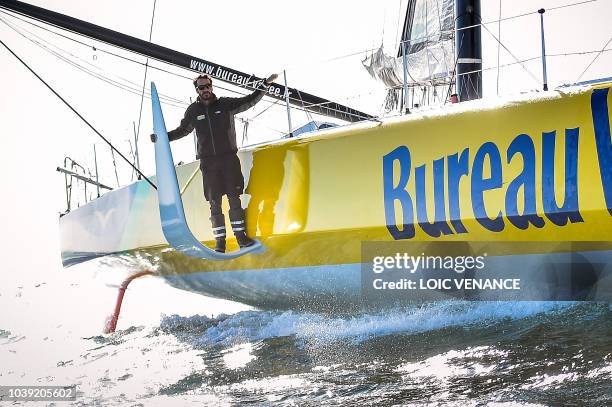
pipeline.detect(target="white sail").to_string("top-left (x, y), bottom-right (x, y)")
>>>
top-left (362, 0), bottom-right (455, 97)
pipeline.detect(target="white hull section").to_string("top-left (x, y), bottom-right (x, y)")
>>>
top-left (162, 251), bottom-right (612, 312)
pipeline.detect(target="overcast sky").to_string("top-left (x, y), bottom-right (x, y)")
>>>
top-left (0, 0), bottom-right (611, 282)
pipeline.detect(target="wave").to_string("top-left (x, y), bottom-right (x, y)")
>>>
top-left (159, 301), bottom-right (575, 348)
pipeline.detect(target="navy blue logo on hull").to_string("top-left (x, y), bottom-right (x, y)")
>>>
top-left (383, 88), bottom-right (612, 240)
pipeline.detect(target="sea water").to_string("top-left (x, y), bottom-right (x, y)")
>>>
top-left (1, 256), bottom-right (610, 406)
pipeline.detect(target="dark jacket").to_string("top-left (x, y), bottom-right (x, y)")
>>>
top-left (168, 89), bottom-right (265, 159)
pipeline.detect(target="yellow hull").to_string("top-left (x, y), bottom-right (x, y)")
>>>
top-left (60, 84), bottom-right (612, 308)
top-left (166, 84), bottom-right (612, 267)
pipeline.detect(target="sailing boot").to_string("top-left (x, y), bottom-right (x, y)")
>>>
top-left (229, 208), bottom-right (255, 248)
top-left (210, 214), bottom-right (226, 253)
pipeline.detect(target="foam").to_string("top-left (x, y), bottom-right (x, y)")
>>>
top-left (160, 301), bottom-right (574, 347)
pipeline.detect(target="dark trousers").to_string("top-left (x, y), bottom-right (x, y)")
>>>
top-left (210, 194), bottom-right (242, 216)
top-left (200, 154), bottom-right (245, 216)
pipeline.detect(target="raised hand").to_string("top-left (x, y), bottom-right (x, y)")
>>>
top-left (265, 73), bottom-right (278, 85)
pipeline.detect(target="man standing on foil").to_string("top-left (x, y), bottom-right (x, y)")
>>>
top-left (156, 73), bottom-right (277, 253)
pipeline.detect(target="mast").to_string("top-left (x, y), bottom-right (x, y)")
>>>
top-left (455, 0), bottom-right (482, 101)
top-left (0, 0), bottom-right (373, 122)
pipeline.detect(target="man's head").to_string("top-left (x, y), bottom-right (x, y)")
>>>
top-left (193, 75), bottom-right (215, 104)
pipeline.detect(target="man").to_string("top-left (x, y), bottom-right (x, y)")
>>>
top-left (155, 73), bottom-right (277, 253)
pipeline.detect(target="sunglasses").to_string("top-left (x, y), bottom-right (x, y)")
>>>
top-left (196, 84), bottom-right (212, 90)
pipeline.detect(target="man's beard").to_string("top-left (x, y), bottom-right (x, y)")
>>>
top-left (201, 92), bottom-right (216, 105)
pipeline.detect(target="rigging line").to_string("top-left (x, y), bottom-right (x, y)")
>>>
top-left (285, 0), bottom-right (583, 77)
top-left (341, 89), bottom-right (381, 102)
top-left (0, 8), bottom-right (94, 48)
top-left (444, 31), bottom-right (464, 105)
top-left (250, 97), bottom-right (282, 120)
top-left (573, 34), bottom-right (612, 85)
top-left (249, 122), bottom-right (286, 137)
top-left (192, 77), bottom-right (374, 124)
top-left (241, 95), bottom-right (284, 141)
top-left (0, 38), bottom-right (157, 190)
top-left (1, 1), bottom-right (596, 79)
top-left (455, 56), bottom-right (542, 78)
top-left (0, 9), bottom-right (195, 81)
top-left (0, 18), bottom-right (187, 110)
top-left (0, 11), bottom-right (372, 121)
top-left (192, 78), bottom-right (376, 122)
top-left (238, 80), bottom-right (363, 119)
top-left (1, 9), bottom-right (307, 115)
top-left (0, 9), bottom-right (367, 120)
top-left (0, 14), bottom-right (185, 104)
top-left (244, 92), bottom-right (373, 122)
top-left (295, 88), bottom-right (315, 124)
top-left (135, 0), bottom-right (158, 173)
top-left (271, 95), bottom-right (379, 123)
top-left (548, 0), bottom-right (598, 12)
top-left (0, 11), bottom-right (188, 105)
top-left (449, 0), bottom-right (598, 36)
top-left (548, 48), bottom-right (612, 57)
top-left (0, 6), bottom-right (370, 82)
top-left (0, 18), bottom-right (181, 108)
top-left (496, 0), bottom-right (502, 96)
top-left (253, 90), bottom-right (373, 125)
top-left (479, 22), bottom-right (541, 86)
top-left (109, 147), bottom-right (121, 188)
top-left (248, 89), bottom-right (376, 121)
top-left (394, 0), bottom-right (403, 50)
top-left (433, 0), bottom-right (452, 80)
top-left (0, 0), bottom-right (382, 76)
top-left (127, 137), bottom-right (136, 181)
top-left (5, 31), bottom-right (186, 109)
top-left (394, 0), bottom-right (600, 42)
top-left (0, 7), bottom-right (172, 74)
top-left (235, 76), bottom-right (316, 124)
top-left (0, 8), bottom-right (360, 119)
top-left (467, 72), bottom-right (479, 99)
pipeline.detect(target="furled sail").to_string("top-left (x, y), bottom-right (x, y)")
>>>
top-left (362, 0), bottom-right (455, 108)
